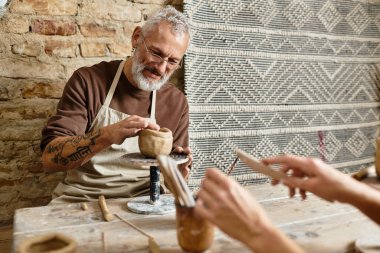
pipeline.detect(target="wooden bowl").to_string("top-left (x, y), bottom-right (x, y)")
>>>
top-left (138, 128), bottom-right (173, 158)
top-left (17, 233), bottom-right (76, 253)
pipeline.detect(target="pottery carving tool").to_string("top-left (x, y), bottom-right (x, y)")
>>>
top-left (226, 157), bottom-right (239, 175)
top-left (157, 155), bottom-right (195, 207)
top-left (115, 214), bottom-right (161, 253)
top-left (102, 231), bottom-right (107, 253)
top-left (98, 195), bottom-right (114, 222)
top-left (236, 149), bottom-right (286, 180)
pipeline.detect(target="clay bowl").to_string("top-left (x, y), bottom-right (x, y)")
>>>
top-left (17, 233), bottom-right (76, 253)
top-left (138, 128), bottom-right (173, 158)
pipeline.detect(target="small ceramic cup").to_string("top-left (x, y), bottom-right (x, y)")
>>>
top-left (176, 204), bottom-right (214, 253)
top-left (138, 128), bottom-right (173, 158)
top-left (17, 232), bottom-right (76, 253)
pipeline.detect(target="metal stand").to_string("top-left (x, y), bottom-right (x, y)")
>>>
top-left (121, 153), bottom-right (188, 215)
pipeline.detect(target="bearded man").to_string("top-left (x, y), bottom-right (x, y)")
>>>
top-left (40, 6), bottom-right (192, 204)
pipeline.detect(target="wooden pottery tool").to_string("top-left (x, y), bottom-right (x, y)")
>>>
top-left (80, 202), bottom-right (88, 211)
top-left (115, 214), bottom-right (161, 253)
top-left (226, 157), bottom-right (239, 175)
top-left (157, 155), bottom-right (195, 207)
top-left (98, 195), bottom-right (114, 222)
top-left (351, 165), bottom-right (373, 181)
top-left (102, 231), bottom-right (107, 253)
top-left (236, 149), bottom-right (286, 180)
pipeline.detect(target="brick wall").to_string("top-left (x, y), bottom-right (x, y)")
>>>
top-left (0, 0), bottom-right (184, 225)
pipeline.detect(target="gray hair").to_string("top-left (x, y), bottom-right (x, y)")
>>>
top-left (142, 6), bottom-right (191, 38)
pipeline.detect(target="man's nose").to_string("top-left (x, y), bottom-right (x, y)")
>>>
top-left (155, 60), bottom-right (168, 75)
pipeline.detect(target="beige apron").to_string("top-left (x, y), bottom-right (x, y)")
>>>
top-left (51, 60), bottom-right (157, 204)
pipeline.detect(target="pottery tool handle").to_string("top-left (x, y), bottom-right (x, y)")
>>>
top-left (226, 157), bottom-right (239, 175)
top-left (351, 165), bottom-right (373, 180)
top-left (115, 214), bottom-right (161, 253)
top-left (115, 214), bottom-right (152, 239)
top-left (98, 195), bottom-right (114, 221)
top-left (80, 202), bottom-right (88, 211)
top-left (236, 148), bottom-right (286, 180)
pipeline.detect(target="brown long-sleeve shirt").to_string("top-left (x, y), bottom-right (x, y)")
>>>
top-left (41, 60), bottom-right (189, 151)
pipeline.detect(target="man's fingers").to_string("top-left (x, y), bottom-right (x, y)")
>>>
top-left (174, 146), bottom-right (184, 153)
top-left (125, 115), bottom-right (159, 130)
top-left (173, 146), bottom-right (192, 155)
top-left (145, 121), bottom-right (160, 130)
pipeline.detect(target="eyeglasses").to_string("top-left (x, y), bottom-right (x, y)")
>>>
top-left (141, 34), bottom-right (183, 70)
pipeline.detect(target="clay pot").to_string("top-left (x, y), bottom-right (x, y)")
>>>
top-left (17, 233), bottom-right (76, 253)
top-left (138, 128), bottom-right (173, 158)
top-left (176, 204), bottom-right (214, 252)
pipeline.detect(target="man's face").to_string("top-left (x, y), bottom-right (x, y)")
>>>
top-left (131, 22), bottom-right (189, 91)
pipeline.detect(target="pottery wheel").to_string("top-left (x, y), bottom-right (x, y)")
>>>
top-left (121, 152), bottom-right (188, 167)
top-left (123, 153), bottom-right (189, 215)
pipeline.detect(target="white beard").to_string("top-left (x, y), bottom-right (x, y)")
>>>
top-left (131, 54), bottom-right (171, 91)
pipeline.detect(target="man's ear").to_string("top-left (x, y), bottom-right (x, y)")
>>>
top-left (131, 26), bottom-right (142, 49)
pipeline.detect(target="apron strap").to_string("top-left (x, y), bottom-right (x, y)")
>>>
top-left (104, 60), bottom-right (126, 107)
top-left (150, 90), bottom-right (156, 121)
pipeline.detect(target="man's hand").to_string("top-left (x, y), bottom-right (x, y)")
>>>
top-left (104, 115), bottom-right (160, 145)
top-left (173, 146), bottom-right (192, 180)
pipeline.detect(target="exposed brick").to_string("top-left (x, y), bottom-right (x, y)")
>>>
top-left (31, 19), bottom-right (76, 36)
top-left (21, 81), bottom-right (65, 99)
top-left (0, 118), bottom-right (46, 141)
top-left (0, 58), bottom-right (66, 79)
top-left (0, 186), bottom-right (18, 205)
top-left (12, 41), bottom-right (42, 57)
top-left (79, 0), bottom-right (142, 22)
top-left (123, 22), bottom-right (138, 38)
top-left (0, 14), bottom-right (29, 33)
top-left (28, 164), bottom-right (44, 173)
top-left (0, 78), bottom-right (64, 100)
top-left (80, 43), bottom-right (107, 57)
top-left (0, 99), bottom-right (57, 120)
top-left (63, 57), bottom-right (116, 78)
top-left (108, 43), bottom-right (132, 57)
top-left (9, 0), bottom-right (78, 16)
top-left (79, 23), bottom-right (116, 37)
top-left (44, 39), bottom-right (77, 58)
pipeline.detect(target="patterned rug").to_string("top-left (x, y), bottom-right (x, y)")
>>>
top-left (183, 0), bottom-right (380, 188)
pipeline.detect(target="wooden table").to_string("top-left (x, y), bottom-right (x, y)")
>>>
top-left (13, 182), bottom-right (380, 253)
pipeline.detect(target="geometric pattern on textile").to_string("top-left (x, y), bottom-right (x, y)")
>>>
top-left (183, 0), bottom-right (380, 189)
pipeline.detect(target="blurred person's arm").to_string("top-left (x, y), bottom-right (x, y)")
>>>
top-left (195, 168), bottom-right (305, 253)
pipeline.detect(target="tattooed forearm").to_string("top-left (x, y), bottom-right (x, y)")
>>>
top-left (68, 146), bottom-right (92, 161)
top-left (46, 128), bottom-right (102, 166)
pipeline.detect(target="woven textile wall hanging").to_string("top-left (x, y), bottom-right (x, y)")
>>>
top-left (183, 0), bottom-right (380, 188)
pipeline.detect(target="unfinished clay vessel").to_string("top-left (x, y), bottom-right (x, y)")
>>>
top-left (138, 128), bottom-right (173, 158)
top-left (17, 233), bottom-right (76, 253)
